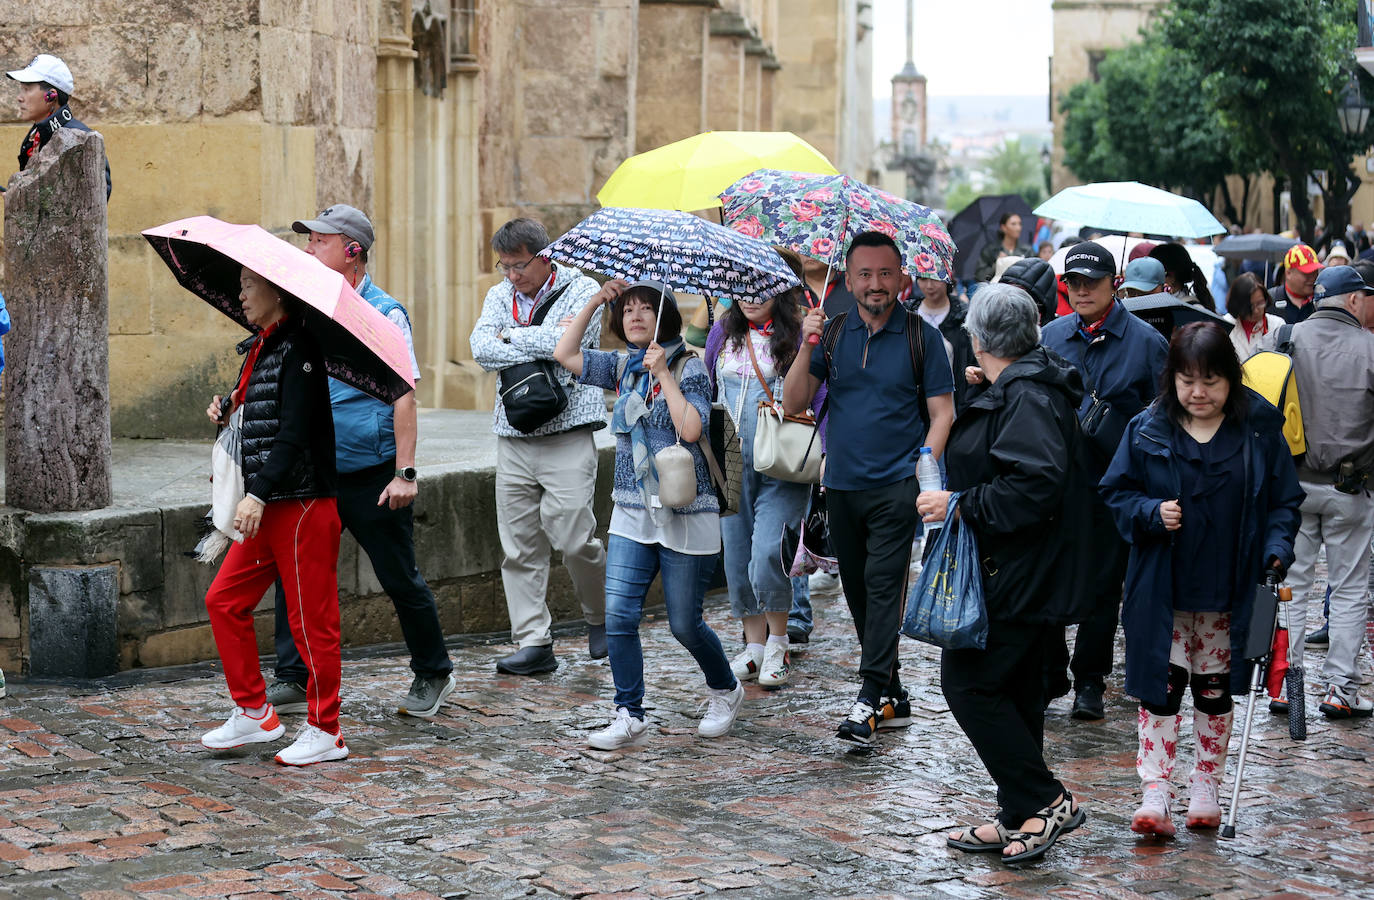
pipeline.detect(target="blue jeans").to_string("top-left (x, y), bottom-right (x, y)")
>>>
top-left (789, 577), bottom-right (812, 636)
top-left (718, 368), bottom-right (811, 618)
top-left (604, 534), bottom-right (736, 718)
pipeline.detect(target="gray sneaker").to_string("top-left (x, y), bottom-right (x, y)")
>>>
top-left (400, 672), bottom-right (456, 718)
top-left (265, 680), bottom-right (307, 714)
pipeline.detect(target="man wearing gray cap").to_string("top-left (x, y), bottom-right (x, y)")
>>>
top-left (264, 204), bottom-right (455, 718)
top-left (7, 53), bottom-right (110, 198)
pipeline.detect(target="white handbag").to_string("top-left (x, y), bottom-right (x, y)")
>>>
top-left (746, 337), bottom-right (822, 484)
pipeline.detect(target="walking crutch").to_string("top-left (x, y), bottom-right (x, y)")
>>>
top-left (1220, 571), bottom-right (1290, 839)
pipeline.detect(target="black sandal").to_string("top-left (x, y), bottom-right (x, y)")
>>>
top-left (946, 820), bottom-right (1010, 852)
top-left (1001, 791), bottom-right (1086, 865)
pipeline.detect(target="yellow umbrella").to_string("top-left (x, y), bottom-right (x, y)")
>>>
top-left (596, 131), bottom-right (837, 212)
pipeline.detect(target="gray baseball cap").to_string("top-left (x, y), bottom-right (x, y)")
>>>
top-left (291, 204), bottom-right (375, 252)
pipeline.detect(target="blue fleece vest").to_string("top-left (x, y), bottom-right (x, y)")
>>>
top-left (330, 275), bottom-right (409, 473)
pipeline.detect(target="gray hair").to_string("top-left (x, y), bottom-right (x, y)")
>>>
top-left (964, 282), bottom-right (1041, 359)
top-left (491, 217), bottom-right (549, 255)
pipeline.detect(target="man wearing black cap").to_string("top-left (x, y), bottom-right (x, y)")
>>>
top-left (1041, 241), bottom-right (1169, 720)
top-left (264, 204), bottom-right (456, 720)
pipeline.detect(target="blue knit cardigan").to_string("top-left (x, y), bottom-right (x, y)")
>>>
top-left (580, 348), bottom-right (720, 515)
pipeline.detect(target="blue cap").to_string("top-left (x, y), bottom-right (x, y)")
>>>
top-left (1314, 265), bottom-right (1374, 301)
top-left (1121, 257), bottom-right (1166, 293)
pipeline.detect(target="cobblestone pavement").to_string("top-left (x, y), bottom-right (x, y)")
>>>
top-left (1, 582), bottom-right (1371, 900)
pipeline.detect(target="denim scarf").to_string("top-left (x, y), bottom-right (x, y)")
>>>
top-left (611, 338), bottom-right (687, 518)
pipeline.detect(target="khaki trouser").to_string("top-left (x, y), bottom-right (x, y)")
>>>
top-left (1285, 481), bottom-right (1374, 691)
top-left (496, 428), bottom-right (605, 647)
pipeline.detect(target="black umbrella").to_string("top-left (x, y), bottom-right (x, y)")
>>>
top-left (1214, 233), bottom-right (1297, 263)
top-left (948, 194), bottom-right (1036, 282)
top-left (1122, 292), bottom-right (1233, 340)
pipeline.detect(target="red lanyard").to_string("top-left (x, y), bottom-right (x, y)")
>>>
top-left (231, 320), bottom-right (283, 406)
top-left (512, 275), bottom-right (556, 325)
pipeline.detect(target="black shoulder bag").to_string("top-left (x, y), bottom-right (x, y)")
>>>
top-left (498, 284), bottom-right (572, 433)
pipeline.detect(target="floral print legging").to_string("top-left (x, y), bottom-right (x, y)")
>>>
top-left (1137, 610), bottom-right (1233, 785)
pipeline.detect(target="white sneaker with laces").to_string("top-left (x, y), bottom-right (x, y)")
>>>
top-left (274, 723), bottom-right (349, 766)
top-left (698, 682), bottom-right (744, 738)
top-left (1131, 780), bottom-right (1175, 836)
top-left (758, 642), bottom-right (790, 688)
top-left (730, 646), bottom-right (763, 681)
top-left (588, 707), bottom-right (649, 750)
top-left (201, 706), bottom-right (285, 749)
top-left (1185, 774), bottom-right (1221, 829)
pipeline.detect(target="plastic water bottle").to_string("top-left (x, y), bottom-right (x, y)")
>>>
top-left (917, 446), bottom-right (944, 534)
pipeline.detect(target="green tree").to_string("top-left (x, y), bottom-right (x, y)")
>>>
top-left (1160, 0), bottom-right (1371, 241)
top-left (983, 138), bottom-right (1047, 207)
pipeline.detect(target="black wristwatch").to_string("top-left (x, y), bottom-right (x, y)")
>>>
top-left (396, 466), bottom-right (418, 482)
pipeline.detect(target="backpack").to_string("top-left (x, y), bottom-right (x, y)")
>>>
top-left (1241, 323), bottom-right (1306, 457)
top-left (819, 308), bottom-right (930, 432)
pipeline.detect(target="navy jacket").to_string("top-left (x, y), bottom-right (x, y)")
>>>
top-left (1099, 391), bottom-right (1304, 705)
top-left (1041, 302), bottom-right (1169, 476)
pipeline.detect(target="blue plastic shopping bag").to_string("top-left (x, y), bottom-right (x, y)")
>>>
top-left (901, 492), bottom-right (988, 650)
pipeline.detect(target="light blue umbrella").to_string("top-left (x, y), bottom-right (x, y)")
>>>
top-left (1035, 181), bottom-right (1226, 239)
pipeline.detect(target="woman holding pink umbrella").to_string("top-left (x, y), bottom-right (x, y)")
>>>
top-left (198, 266), bottom-right (347, 767)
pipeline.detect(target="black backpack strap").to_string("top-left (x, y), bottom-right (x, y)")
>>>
top-left (905, 310), bottom-right (930, 432)
top-left (526, 282), bottom-right (571, 327)
top-left (815, 311), bottom-right (848, 426)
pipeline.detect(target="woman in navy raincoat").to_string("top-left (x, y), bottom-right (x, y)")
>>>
top-left (1100, 322), bottom-right (1302, 839)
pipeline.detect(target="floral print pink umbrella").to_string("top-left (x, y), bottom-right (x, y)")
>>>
top-left (719, 169), bottom-right (957, 282)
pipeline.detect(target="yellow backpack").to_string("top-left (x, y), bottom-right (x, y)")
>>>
top-left (1241, 325), bottom-right (1305, 456)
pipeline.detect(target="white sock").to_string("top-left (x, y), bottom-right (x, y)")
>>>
top-left (766, 634), bottom-right (789, 648)
top-left (746, 642), bottom-right (765, 654)
top-left (245, 704), bottom-right (269, 718)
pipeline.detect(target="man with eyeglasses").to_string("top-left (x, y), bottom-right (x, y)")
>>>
top-left (1039, 241), bottom-right (1168, 721)
top-left (470, 218), bottom-right (608, 675)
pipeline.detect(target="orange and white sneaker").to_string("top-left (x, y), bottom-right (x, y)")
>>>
top-left (201, 706), bottom-right (285, 749)
top-left (1131, 780), bottom-right (1176, 837)
top-left (1185, 774), bottom-right (1222, 829)
top-left (274, 723), bottom-right (349, 766)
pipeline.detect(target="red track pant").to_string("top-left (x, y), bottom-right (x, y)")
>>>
top-left (205, 497), bottom-right (342, 734)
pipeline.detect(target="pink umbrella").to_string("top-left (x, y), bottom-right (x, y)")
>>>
top-left (142, 216), bottom-right (414, 403)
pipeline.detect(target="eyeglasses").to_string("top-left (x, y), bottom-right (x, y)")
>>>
top-left (496, 255), bottom-right (542, 276)
top-left (1063, 274), bottom-right (1108, 289)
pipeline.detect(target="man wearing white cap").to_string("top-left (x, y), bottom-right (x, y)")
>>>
top-left (7, 53), bottom-right (110, 199)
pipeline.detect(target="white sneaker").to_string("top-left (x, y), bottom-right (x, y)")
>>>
top-left (201, 706), bottom-right (286, 749)
top-left (758, 642), bottom-right (790, 688)
top-left (698, 682), bottom-right (744, 738)
top-left (588, 707), bottom-right (649, 750)
top-left (274, 723), bottom-right (349, 766)
top-left (808, 572), bottom-right (839, 592)
top-left (1131, 780), bottom-right (1175, 837)
top-left (730, 646), bottom-right (763, 681)
top-left (1185, 774), bottom-right (1221, 829)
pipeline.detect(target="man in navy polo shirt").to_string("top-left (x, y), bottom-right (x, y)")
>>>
top-left (1041, 240), bottom-right (1168, 721)
top-left (784, 231), bottom-right (955, 744)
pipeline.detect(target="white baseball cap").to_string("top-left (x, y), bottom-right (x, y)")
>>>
top-left (6, 54), bottom-right (74, 97)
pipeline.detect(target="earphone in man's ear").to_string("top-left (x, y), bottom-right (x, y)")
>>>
top-left (345, 241), bottom-right (362, 260)
top-left (44, 89), bottom-right (57, 103)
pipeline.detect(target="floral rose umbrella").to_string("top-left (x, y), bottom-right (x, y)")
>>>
top-left (719, 169), bottom-right (957, 283)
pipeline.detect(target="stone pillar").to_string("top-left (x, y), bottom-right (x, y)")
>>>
top-left (374, 32), bottom-right (418, 314)
top-left (2, 128), bottom-right (112, 512)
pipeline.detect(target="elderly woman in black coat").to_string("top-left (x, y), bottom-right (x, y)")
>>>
top-left (916, 282), bottom-right (1097, 865)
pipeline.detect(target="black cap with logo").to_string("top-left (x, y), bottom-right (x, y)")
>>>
top-left (1062, 240), bottom-right (1116, 280)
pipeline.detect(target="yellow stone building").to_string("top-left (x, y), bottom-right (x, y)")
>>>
top-left (1, 0), bottom-right (873, 438)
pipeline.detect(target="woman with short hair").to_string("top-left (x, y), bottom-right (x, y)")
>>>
top-left (1222, 272), bottom-right (1284, 360)
top-left (556, 279), bottom-right (742, 750)
top-left (1101, 321), bottom-right (1302, 836)
top-left (917, 282), bottom-right (1096, 865)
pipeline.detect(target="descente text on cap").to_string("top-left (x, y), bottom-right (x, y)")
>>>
top-left (1061, 240), bottom-right (1116, 280)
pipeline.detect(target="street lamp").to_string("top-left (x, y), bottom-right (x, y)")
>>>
top-left (1338, 71), bottom-right (1371, 136)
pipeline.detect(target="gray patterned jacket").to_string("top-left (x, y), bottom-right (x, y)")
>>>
top-left (469, 262), bottom-right (608, 437)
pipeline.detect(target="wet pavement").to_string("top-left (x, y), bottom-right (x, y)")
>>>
top-left (0, 580), bottom-right (1371, 899)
